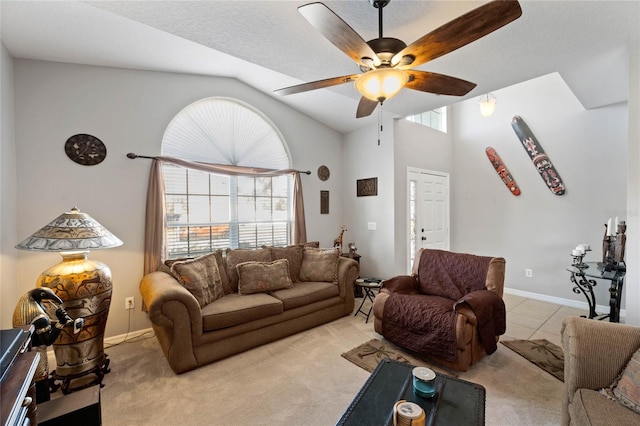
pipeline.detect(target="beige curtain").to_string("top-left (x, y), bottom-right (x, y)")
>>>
top-left (144, 156), bottom-right (307, 275)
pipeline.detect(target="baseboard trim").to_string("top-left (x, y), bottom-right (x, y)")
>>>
top-left (104, 328), bottom-right (155, 346)
top-left (504, 287), bottom-right (626, 319)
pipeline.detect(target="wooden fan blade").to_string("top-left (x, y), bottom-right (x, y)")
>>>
top-left (356, 97), bottom-right (378, 118)
top-left (405, 70), bottom-right (476, 96)
top-left (392, 0), bottom-right (522, 69)
top-left (275, 74), bottom-right (359, 96)
top-left (299, 2), bottom-right (380, 67)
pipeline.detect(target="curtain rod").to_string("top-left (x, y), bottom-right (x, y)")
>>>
top-left (126, 153), bottom-right (311, 175)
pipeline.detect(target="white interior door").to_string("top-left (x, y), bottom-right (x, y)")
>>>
top-left (407, 168), bottom-right (450, 272)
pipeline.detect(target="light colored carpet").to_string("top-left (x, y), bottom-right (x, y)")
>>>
top-left (47, 307), bottom-right (564, 425)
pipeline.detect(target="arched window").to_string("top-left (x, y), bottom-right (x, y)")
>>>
top-left (161, 97), bottom-right (293, 258)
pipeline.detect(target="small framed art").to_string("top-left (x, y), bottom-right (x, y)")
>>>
top-left (356, 177), bottom-right (378, 197)
top-left (320, 190), bottom-right (329, 214)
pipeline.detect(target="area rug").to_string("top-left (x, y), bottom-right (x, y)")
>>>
top-left (341, 338), bottom-right (458, 377)
top-left (501, 339), bottom-right (564, 382)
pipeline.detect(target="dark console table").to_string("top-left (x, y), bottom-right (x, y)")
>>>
top-left (567, 261), bottom-right (625, 322)
top-left (336, 359), bottom-right (485, 425)
top-left (1, 327), bottom-right (39, 426)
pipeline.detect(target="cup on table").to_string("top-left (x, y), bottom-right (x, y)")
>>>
top-left (393, 401), bottom-right (425, 426)
top-left (412, 366), bottom-right (436, 398)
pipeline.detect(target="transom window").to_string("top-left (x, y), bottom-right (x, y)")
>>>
top-left (405, 107), bottom-right (447, 133)
top-left (161, 97), bottom-right (292, 258)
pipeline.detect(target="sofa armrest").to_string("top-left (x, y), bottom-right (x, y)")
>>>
top-left (454, 304), bottom-right (477, 326)
top-left (561, 316), bottom-right (640, 425)
top-left (337, 257), bottom-right (358, 297)
top-left (140, 271), bottom-right (203, 338)
top-left (485, 257), bottom-right (506, 297)
top-left (381, 275), bottom-right (418, 295)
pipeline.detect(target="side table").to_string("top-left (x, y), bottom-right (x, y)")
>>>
top-left (354, 278), bottom-right (383, 323)
top-left (567, 261), bottom-right (625, 322)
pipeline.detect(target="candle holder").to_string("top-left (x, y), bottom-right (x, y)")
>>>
top-left (571, 245), bottom-right (590, 269)
top-left (602, 221), bottom-right (626, 271)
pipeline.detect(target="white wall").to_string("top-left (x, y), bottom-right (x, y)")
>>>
top-left (0, 42), bottom-right (17, 327)
top-left (392, 117), bottom-right (454, 275)
top-left (10, 59), bottom-right (345, 336)
top-left (452, 73), bottom-right (627, 308)
top-left (342, 113), bottom-right (396, 279)
top-left (626, 41), bottom-right (640, 326)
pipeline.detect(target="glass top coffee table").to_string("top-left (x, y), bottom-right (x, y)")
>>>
top-left (337, 359), bottom-right (485, 426)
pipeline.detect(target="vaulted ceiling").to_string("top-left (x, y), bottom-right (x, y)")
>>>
top-left (2, 1), bottom-right (638, 133)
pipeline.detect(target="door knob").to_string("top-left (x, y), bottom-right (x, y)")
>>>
top-left (421, 237), bottom-right (426, 241)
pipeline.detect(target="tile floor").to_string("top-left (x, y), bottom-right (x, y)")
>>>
top-left (502, 293), bottom-right (587, 346)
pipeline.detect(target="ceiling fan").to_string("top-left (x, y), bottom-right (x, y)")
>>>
top-left (275, 0), bottom-right (522, 118)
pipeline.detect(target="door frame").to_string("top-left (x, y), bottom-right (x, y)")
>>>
top-left (406, 167), bottom-right (451, 273)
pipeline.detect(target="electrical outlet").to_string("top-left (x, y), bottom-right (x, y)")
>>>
top-left (125, 297), bottom-right (134, 310)
top-left (525, 269), bottom-right (533, 278)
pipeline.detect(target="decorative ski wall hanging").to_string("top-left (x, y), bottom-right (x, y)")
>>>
top-left (511, 115), bottom-right (566, 195)
top-left (485, 147), bottom-right (521, 196)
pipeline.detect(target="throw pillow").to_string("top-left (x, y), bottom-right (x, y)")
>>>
top-left (299, 247), bottom-right (339, 284)
top-left (236, 259), bottom-right (293, 295)
top-left (226, 248), bottom-right (271, 292)
top-left (263, 244), bottom-right (304, 282)
top-left (611, 347), bottom-right (640, 414)
top-left (166, 250), bottom-right (231, 294)
top-left (210, 249), bottom-right (232, 294)
top-left (170, 252), bottom-right (225, 307)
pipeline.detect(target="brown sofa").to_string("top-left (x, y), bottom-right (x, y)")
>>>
top-left (372, 248), bottom-right (506, 372)
top-left (140, 246), bottom-right (359, 373)
top-left (561, 316), bottom-right (640, 425)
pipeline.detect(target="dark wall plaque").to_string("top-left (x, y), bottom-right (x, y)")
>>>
top-left (320, 190), bottom-right (329, 214)
top-left (357, 177), bottom-right (378, 197)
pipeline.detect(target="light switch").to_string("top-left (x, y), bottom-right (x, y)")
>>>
top-left (368, 222), bottom-right (376, 230)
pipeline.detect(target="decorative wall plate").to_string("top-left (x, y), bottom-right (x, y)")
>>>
top-left (65, 134), bottom-right (107, 166)
top-left (318, 165), bottom-right (330, 181)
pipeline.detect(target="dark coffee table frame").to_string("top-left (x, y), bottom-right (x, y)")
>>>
top-left (337, 359), bottom-right (485, 426)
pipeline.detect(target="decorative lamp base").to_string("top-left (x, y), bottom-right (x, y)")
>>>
top-left (37, 252), bottom-right (112, 393)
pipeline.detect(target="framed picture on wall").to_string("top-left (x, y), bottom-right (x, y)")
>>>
top-left (320, 190), bottom-right (329, 214)
top-left (357, 177), bottom-right (377, 197)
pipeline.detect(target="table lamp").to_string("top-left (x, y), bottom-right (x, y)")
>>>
top-left (16, 207), bottom-right (122, 393)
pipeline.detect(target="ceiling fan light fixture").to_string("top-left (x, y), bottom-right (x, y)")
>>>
top-left (355, 68), bottom-right (409, 102)
top-left (479, 93), bottom-right (497, 117)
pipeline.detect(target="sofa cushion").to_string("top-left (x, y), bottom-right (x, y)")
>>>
top-left (571, 388), bottom-right (639, 425)
top-left (304, 241), bottom-right (320, 248)
top-left (170, 252), bottom-right (225, 307)
top-left (299, 247), bottom-right (339, 284)
top-left (201, 293), bottom-right (283, 331)
top-left (610, 347), bottom-right (640, 414)
top-left (237, 259), bottom-right (293, 295)
top-left (270, 281), bottom-right (339, 310)
top-left (264, 244), bottom-right (304, 282)
top-left (226, 248), bottom-right (271, 292)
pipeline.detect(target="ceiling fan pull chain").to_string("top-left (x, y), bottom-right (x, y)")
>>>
top-left (378, 104), bottom-right (382, 146)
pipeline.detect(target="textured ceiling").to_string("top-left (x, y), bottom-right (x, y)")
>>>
top-left (2, 1), bottom-right (639, 133)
